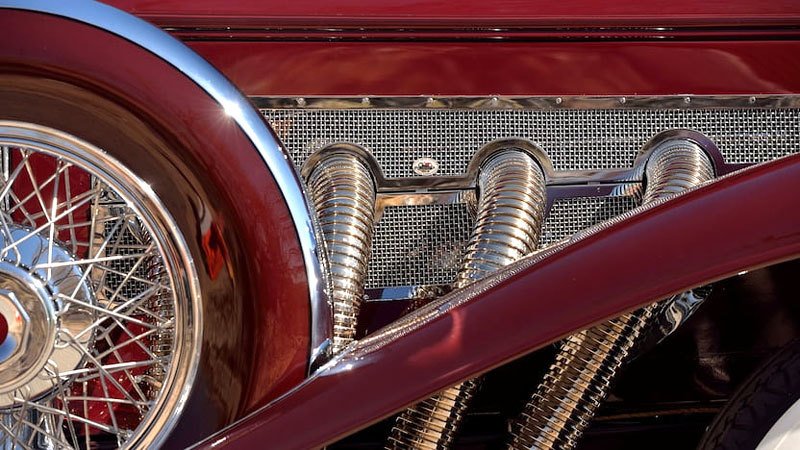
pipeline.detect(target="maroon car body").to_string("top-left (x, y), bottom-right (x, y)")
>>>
top-left (1, 1), bottom-right (799, 449)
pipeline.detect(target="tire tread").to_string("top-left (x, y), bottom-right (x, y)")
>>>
top-left (699, 340), bottom-right (800, 450)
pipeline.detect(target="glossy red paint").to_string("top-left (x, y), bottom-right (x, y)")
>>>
top-left (195, 154), bottom-right (800, 450)
top-left (105, 1), bottom-right (800, 98)
top-left (107, 0), bottom-right (800, 28)
top-left (188, 40), bottom-right (800, 97)
top-left (0, 7), bottom-right (309, 429)
top-left (104, 1), bottom-right (800, 97)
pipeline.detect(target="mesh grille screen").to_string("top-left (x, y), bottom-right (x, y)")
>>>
top-left (366, 203), bottom-right (473, 289)
top-left (365, 196), bottom-right (638, 288)
top-left (265, 108), bottom-right (800, 178)
top-left (104, 217), bottom-right (150, 301)
top-left (269, 104), bottom-right (797, 289)
top-left (541, 196), bottom-right (640, 246)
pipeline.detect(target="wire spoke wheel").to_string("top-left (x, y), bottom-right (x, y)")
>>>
top-left (0, 121), bottom-right (201, 449)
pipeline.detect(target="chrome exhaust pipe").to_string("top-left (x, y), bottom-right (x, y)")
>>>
top-left (307, 151), bottom-right (377, 354)
top-left (388, 149), bottom-right (547, 450)
top-left (507, 138), bottom-right (714, 450)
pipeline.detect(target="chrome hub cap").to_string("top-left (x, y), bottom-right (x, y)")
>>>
top-left (0, 288), bottom-right (39, 373)
top-left (0, 289), bottom-right (34, 366)
top-left (0, 226), bottom-right (95, 408)
top-left (0, 276), bottom-right (54, 399)
top-left (0, 122), bottom-right (200, 449)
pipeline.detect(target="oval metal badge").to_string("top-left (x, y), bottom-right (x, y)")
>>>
top-left (413, 157), bottom-right (440, 176)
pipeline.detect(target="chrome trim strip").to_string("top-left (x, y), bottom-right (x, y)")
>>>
top-left (374, 191), bottom-right (476, 221)
top-left (304, 141), bottom-right (635, 190)
top-left (255, 94), bottom-right (800, 110)
top-left (154, 21), bottom-right (800, 44)
top-left (364, 285), bottom-right (452, 302)
top-left (0, 1), bottom-right (333, 370)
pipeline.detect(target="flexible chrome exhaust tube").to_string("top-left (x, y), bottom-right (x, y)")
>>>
top-left (307, 151), bottom-right (377, 354)
top-left (387, 149), bottom-right (547, 450)
top-left (507, 139), bottom-right (714, 450)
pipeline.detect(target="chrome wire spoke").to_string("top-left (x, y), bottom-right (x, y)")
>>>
top-left (6, 190), bottom-right (38, 228)
top-left (0, 124), bottom-right (197, 449)
top-left (17, 398), bottom-right (118, 435)
top-left (5, 155), bottom-right (66, 229)
top-left (12, 157), bottom-right (69, 215)
top-left (37, 252), bottom-right (155, 271)
top-left (94, 328), bottom-right (162, 363)
top-left (72, 285), bottom-right (168, 342)
top-left (99, 285), bottom-right (169, 325)
top-left (1, 186), bottom-right (103, 255)
top-left (62, 396), bottom-right (150, 407)
top-left (66, 208), bottom-right (124, 300)
top-left (0, 148), bottom-right (31, 204)
top-left (98, 318), bottom-right (162, 363)
top-left (95, 361), bottom-right (123, 444)
top-left (65, 359), bottom-right (167, 382)
top-left (0, 415), bottom-right (33, 450)
top-left (57, 294), bottom-right (159, 330)
top-left (61, 333), bottom-right (147, 413)
top-left (47, 362), bottom-right (82, 450)
top-left (104, 243), bottom-right (156, 302)
top-left (23, 189), bottom-right (96, 228)
top-left (6, 405), bottom-right (74, 450)
top-left (63, 166), bottom-right (78, 255)
top-left (0, 212), bottom-right (20, 263)
top-left (92, 264), bottom-right (163, 289)
top-left (52, 214), bottom-right (133, 235)
top-left (100, 333), bottom-right (152, 407)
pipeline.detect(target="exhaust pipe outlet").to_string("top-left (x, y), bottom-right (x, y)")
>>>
top-left (307, 151), bottom-right (377, 354)
top-left (388, 149), bottom-right (547, 450)
top-left (507, 138), bottom-right (714, 450)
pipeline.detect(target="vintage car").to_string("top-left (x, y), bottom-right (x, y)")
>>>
top-left (0, 1), bottom-right (799, 449)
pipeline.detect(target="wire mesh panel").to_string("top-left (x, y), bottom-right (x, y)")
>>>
top-left (102, 213), bottom-right (152, 303)
top-left (265, 107), bottom-right (800, 178)
top-left (366, 203), bottom-right (474, 289)
top-left (268, 103), bottom-right (796, 289)
top-left (362, 196), bottom-right (639, 288)
top-left (541, 196), bottom-right (640, 247)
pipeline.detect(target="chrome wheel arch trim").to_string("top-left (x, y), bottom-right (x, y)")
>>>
top-left (0, 0), bottom-right (333, 370)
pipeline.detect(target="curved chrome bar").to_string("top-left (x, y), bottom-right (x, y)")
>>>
top-left (0, 0), bottom-right (333, 369)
